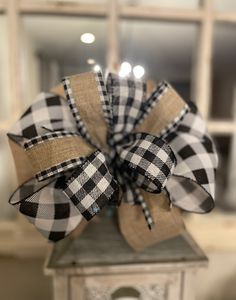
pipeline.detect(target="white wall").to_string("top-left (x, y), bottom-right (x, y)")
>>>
top-left (21, 19), bottom-right (41, 108)
top-left (0, 16), bottom-right (11, 120)
top-left (0, 16), bottom-right (15, 219)
top-left (195, 252), bottom-right (236, 300)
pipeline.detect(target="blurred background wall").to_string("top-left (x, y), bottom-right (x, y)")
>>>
top-left (0, 0), bottom-right (236, 299)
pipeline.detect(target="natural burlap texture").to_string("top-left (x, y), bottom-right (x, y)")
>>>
top-left (8, 72), bottom-right (187, 250)
top-left (69, 73), bottom-right (108, 150)
top-left (118, 192), bottom-right (185, 251)
top-left (63, 73), bottom-right (186, 250)
top-left (25, 136), bottom-right (93, 177)
top-left (8, 139), bottom-right (34, 185)
top-left (136, 87), bottom-right (186, 134)
top-left (118, 81), bottom-right (187, 251)
top-left (8, 134), bottom-right (91, 239)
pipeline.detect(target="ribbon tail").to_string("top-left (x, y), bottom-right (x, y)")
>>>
top-left (117, 132), bottom-right (177, 229)
top-left (137, 196), bottom-right (155, 230)
top-left (122, 181), bottom-right (154, 230)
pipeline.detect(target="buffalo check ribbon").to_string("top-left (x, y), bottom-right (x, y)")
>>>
top-left (8, 71), bottom-right (218, 242)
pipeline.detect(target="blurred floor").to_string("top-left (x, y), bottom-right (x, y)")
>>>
top-left (0, 257), bottom-right (52, 300)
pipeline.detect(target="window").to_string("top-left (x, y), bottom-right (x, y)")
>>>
top-left (211, 23), bottom-right (236, 120)
top-left (120, 0), bottom-right (200, 9)
top-left (22, 15), bottom-right (107, 99)
top-left (120, 20), bottom-right (198, 99)
top-left (214, 135), bottom-right (234, 209)
top-left (215, 0), bottom-right (236, 11)
top-left (0, 15), bottom-right (10, 120)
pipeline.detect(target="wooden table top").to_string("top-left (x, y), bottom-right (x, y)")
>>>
top-left (46, 210), bottom-right (207, 270)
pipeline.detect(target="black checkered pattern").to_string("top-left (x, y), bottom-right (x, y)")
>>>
top-left (117, 132), bottom-right (176, 193)
top-left (8, 92), bottom-right (76, 146)
top-left (104, 75), bottom-right (217, 216)
top-left (36, 157), bottom-right (85, 182)
top-left (63, 151), bottom-right (118, 220)
top-left (8, 71), bottom-right (218, 242)
top-left (164, 101), bottom-right (218, 212)
top-left (122, 181), bottom-right (154, 229)
top-left (139, 195), bottom-right (154, 229)
top-left (106, 73), bottom-right (147, 143)
top-left (160, 103), bottom-right (189, 139)
top-left (94, 71), bottom-right (113, 130)
top-left (23, 130), bottom-right (85, 181)
top-left (62, 77), bottom-right (97, 148)
top-left (24, 131), bottom-right (78, 150)
top-left (9, 175), bottom-right (82, 242)
top-left (134, 81), bottom-right (169, 128)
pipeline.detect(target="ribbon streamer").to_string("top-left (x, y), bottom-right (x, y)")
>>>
top-left (8, 71), bottom-right (218, 242)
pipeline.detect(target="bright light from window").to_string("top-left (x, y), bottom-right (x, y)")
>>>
top-left (87, 58), bottom-right (96, 65)
top-left (133, 65), bottom-right (145, 79)
top-left (119, 61), bottom-right (132, 77)
top-left (93, 64), bottom-right (101, 72)
top-left (80, 33), bottom-right (95, 44)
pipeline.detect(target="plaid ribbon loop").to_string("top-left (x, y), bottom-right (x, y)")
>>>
top-left (8, 71), bottom-right (218, 242)
top-left (63, 150), bottom-right (119, 221)
top-left (116, 132), bottom-right (176, 194)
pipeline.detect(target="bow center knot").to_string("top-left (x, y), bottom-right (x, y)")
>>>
top-left (106, 131), bottom-right (177, 197)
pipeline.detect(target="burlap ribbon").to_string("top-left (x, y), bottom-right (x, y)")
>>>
top-left (8, 71), bottom-right (218, 251)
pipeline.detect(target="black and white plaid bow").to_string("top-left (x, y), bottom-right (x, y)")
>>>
top-left (8, 72), bottom-right (218, 242)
